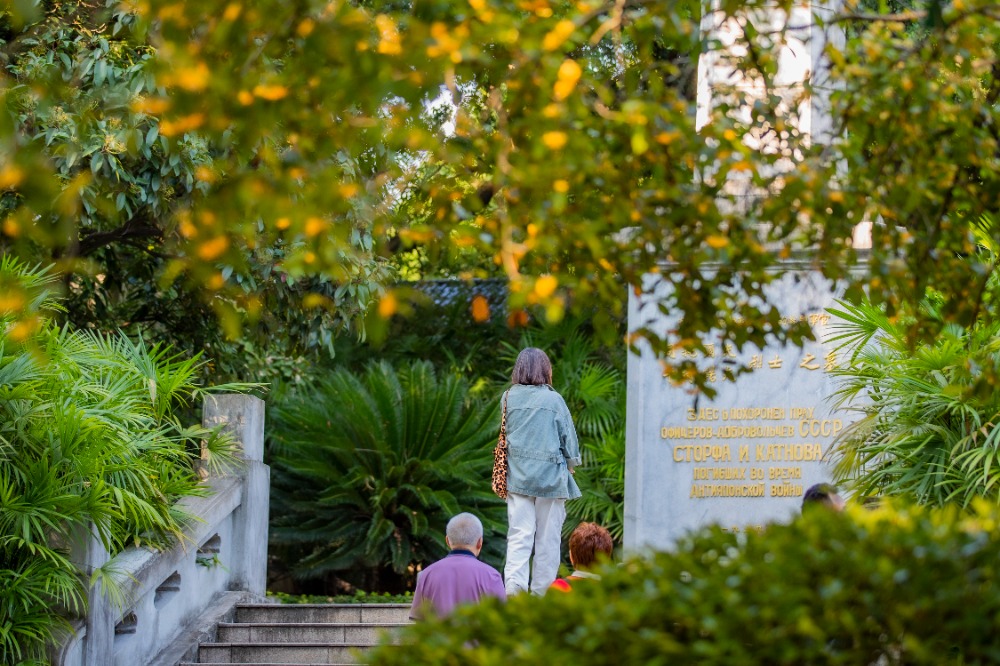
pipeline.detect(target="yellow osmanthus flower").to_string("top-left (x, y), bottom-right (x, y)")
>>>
top-left (508, 308), bottom-right (529, 328)
top-left (706, 235), bottom-right (729, 249)
top-left (829, 191), bottom-right (845, 203)
top-left (297, 18), bottom-right (316, 37)
top-left (7, 317), bottom-right (39, 342)
top-left (520, 0), bottom-right (553, 17)
top-left (553, 59), bottom-right (581, 101)
top-left (0, 291), bottom-right (25, 314)
top-left (375, 15), bottom-right (403, 55)
top-left (339, 183), bottom-right (360, 198)
top-left (303, 251), bottom-right (316, 264)
top-left (157, 3), bottom-right (187, 22)
top-left (208, 273), bottom-right (225, 290)
top-left (468, 0), bottom-right (494, 22)
top-left (304, 217), bottom-right (327, 237)
top-left (378, 292), bottom-right (399, 318)
top-left (275, 217), bottom-right (292, 230)
top-left (253, 84), bottom-right (289, 101)
top-left (174, 62), bottom-right (211, 91)
top-left (0, 166), bottom-right (24, 189)
top-left (2, 219), bottom-right (19, 237)
top-left (195, 166), bottom-right (215, 182)
top-left (542, 131), bottom-right (568, 150)
top-left (534, 274), bottom-right (558, 298)
top-left (133, 97), bottom-right (170, 115)
top-left (222, 3), bottom-right (241, 20)
top-left (302, 293), bottom-right (329, 308)
top-left (470, 295), bottom-right (491, 322)
top-left (542, 19), bottom-right (575, 51)
top-left (427, 22), bottom-right (464, 63)
top-left (159, 113), bottom-right (205, 137)
top-left (553, 179), bottom-right (569, 193)
top-left (179, 219), bottom-right (197, 238)
top-left (198, 236), bottom-right (229, 260)
top-left (238, 90), bottom-right (254, 105)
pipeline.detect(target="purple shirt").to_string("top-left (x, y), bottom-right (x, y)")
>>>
top-left (409, 550), bottom-right (506, 620)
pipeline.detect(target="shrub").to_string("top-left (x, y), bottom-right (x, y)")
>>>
top-left (0, 258), bottom-right (237, 664)
top-left (828, 298), bottom-right (1000, 507)
top-left (368, 501), bottom-right (1000, 665)
top-left (268, 361), bottom-right (505, 594)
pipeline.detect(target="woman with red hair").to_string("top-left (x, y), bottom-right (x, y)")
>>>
top-left (550, 522), bottom-right (613, 592)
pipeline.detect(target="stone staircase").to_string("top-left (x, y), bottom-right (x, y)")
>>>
top-left (179, 603), bottom-right (411, 665)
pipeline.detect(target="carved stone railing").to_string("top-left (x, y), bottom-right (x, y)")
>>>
top-left (53, 394), bottom-right (269, 666)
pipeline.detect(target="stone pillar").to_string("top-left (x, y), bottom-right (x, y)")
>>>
top-left (67, 527), bottom-right (114, 666)
top-left (202, 394), bottom-right (269, 596)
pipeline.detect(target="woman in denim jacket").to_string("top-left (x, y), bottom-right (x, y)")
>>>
top-left (501, 347), bottom-right (582, 596)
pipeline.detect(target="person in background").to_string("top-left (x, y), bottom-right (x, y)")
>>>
top-left (409, 513), bottom-right (506, 620)
top-left (801, 483), bottom-right (846, 512)
top-left (550, 522), bottom-right (614, 592)
top-left (502, 347), bottom-right (582, 596)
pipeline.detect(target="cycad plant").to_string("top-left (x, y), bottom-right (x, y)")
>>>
top-left (0, 257), bottom-right (237, 665)
top-left (268, 361), bottom-right (505, 593)
top-left (828, 296), bottom-right (1000, 508)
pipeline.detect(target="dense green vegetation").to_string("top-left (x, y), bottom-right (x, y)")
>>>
top-left (368, 500), bottom-right (1000, 665)
top-left (268, 361), bottom-right (505, 593)
top-left (0, 258), bottom-right (240, 664)
top-left (829, 295), bottom-right (1000, 507)
top-left (5, 0), bottom-right (1000, 394)
top-left (266, 308), bottom-right (627, 595)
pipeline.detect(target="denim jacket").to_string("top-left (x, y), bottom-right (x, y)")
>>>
top-left (502, 384), bottom-right (582, 499)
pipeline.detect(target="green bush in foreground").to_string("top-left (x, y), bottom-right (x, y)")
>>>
top-left (368, 502), bottom-right (1000, 665)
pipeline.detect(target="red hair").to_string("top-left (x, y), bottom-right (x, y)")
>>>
top-left (569, 522), bottom-right (613, 570)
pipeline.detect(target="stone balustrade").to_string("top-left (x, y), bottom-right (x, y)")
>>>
top-left (52, 394), bottom-right (270, 666)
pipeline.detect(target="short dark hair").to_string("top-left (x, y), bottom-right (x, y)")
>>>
top-left (802, 483), bottom-right (842, 510)
top-left (568, 522), bottom-right (613, 570)
top-left (511, 347), bottom-right (553, 385)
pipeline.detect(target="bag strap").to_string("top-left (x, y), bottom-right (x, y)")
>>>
top-left (500, 390), bottom-right (509, 439)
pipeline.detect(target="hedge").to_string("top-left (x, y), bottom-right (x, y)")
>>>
top-left (367, 502), bottom-right (1000, 665)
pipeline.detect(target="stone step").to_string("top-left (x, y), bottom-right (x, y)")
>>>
top-left (198, 642), bottom-right (370, 664)
top-left (235, 604), bottom-right (411, 625)
top-left (216, 622), bottom-right (407, 644)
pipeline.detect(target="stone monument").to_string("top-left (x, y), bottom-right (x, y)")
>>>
top-left (624, 267), bottom-right (850, 551)
top-left (624, 1), bottom-right (853, 552)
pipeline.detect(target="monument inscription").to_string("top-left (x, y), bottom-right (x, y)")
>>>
top-left (624, 268), bottom-right (853, 551)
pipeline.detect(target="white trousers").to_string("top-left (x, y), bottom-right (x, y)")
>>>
top-left (504, 492), bottom-right (566, 596)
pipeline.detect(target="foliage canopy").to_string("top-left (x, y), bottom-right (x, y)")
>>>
top-left (4, 0), bottom-right (1000, 387)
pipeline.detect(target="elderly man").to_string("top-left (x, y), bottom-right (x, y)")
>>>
top-left (409, 513), bottom-right (506, 620)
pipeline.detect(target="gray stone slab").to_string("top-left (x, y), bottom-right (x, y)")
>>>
top-left (625, 267), bottom-right (855, 551)
top-left (216, 623), bottom-right (406, 644)
top-left (235, 604), bottom-right (411, 625)
top-left (198, 643), bottom-right (365, 664)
